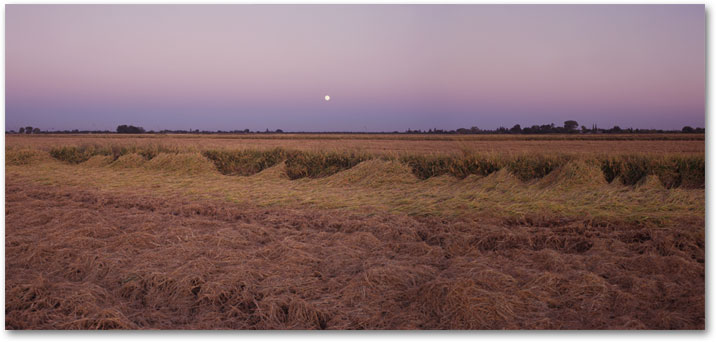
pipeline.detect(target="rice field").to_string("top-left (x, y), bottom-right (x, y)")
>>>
top-left (6, 133), bottom-right (705, 155)
top-left (4, 134), bottom-right (705, 329)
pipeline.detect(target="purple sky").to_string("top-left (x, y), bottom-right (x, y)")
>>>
top-left (6, 5), bottom-right (705, 132)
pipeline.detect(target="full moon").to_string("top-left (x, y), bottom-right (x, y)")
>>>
top-left (324, 95), bottom-right (331, 101)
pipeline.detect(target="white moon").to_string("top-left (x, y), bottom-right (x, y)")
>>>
top-left (324, 95), bottom-right (331, 101)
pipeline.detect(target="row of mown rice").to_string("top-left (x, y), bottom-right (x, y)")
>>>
top-left (5, 145), bottom-right (705, 188)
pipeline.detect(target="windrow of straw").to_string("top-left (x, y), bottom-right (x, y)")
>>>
top-left (399, 153), bottom-right (571, 181)
top-left (283, 150), bottom-right (370, 179)
top-left (83, 155), bottom-right (115, 167)
top-left (5, 183), bottom-right (704, 329)
top-left (47, 144), bottom-right (187, 164)
top-left (321, 159), bottom-right (418, 187)
top-left (505, 155), bottom-right (571, 181)
top-left (109, 153), bottom-right (146, 169)
top-left (399, 154), bottom-right (502, 179)
top-left (537, 159), bottom-right (607, 188)
top-left (202, 149), bottom-right (370, 179)
top-left (144, 153), bottom-right (217, 175)
top-left (41, 145), bottom-right (704, 188)
top-left (49, 146), bottom-right (98, 164)
top-left (600, 154), bottom-right (704, 188)
top-left (202, 148), bottom-right (286, 176)
top-left (6, 149), bottom-right (53, 166)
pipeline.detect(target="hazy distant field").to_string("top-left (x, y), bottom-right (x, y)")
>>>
top-left (6, 133), bottom-right (705, 155)
top-left (5, 134), bottom-right (705, 329)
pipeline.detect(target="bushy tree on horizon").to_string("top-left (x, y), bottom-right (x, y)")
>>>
top-left (116, 125), bottom-right (146, 134)
top-left (564, 120), bottom-right (579, 132)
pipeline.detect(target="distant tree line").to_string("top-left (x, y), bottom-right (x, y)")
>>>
top-left (408, 121), bottom-right (705, 135)
top-left (13, 126), bottom-right (42, 134)
top-left (6, 121), bottom-right (705, 134)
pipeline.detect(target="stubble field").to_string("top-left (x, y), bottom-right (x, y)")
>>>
top-left (4, 134), bottom-right (705, 329)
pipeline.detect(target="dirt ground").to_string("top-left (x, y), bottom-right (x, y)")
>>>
top-left (5, 180), bottom-right (704, 329)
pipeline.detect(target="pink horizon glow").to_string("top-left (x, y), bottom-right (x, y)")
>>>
top-left (6, 5), bottom-right (705, 132)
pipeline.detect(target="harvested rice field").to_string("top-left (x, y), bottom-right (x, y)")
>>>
top-left (4, 134), bottom-right (705, 329)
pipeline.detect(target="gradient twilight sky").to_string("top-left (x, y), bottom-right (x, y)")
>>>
top-left (5, 5), bottom-right (705, 132)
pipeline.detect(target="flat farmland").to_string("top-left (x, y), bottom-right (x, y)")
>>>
top-left (5, 134), bottom-right (705, 329)
top-left (5, 133), bottom-right (705, 155)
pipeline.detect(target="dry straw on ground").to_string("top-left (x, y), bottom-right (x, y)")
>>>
top-left (4, 134), bottom-right (704, 329)
top-left (5, 183), bottom-right (704, 329)
top-left (6, 133), bottom-right (705, 155)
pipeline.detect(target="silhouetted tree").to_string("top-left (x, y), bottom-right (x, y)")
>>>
top-left (116, 125), bottom-right (145, 134)
top-left (19, 127), bottom-right (25, 134)
top-left (510, 124), bottom-right (522, 133)
top-left (564, 120), bottom-right (579, 132)
top-left (25, 126), bottom-right (33, 134)
top-left (32, 128), bottom-right (41, 134)
top-left (682, 126), bottom-right (695, 133)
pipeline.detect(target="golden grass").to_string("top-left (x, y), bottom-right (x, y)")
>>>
top-left (4, 134), bottom-right (704, 329)
top-left (13, 140), bottom-right (706, 188)
top-left (5, 182), bottom-right (704, 329)
top-left (6, 149), bottom-right (704, 227)
top-left (6, 133), bottom-right (705, 155)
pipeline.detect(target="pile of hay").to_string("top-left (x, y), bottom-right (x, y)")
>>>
top-left (323, 159), bottom-right (418, 187)
top-left (251, 161), bottom-right (290, 180)
top-left (537, 160), bottom-right (607, 189)
top-left (6, 149), bottom-right (53, 166)
top-left (143, 153), bottom-right (218, 175)
top-left (82, 155), bottom-right (114, 167)
top-left (109, 153), bottom-right (146, 169)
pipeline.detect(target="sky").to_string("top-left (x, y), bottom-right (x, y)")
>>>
top-left (5, 5), bottom-right (706, 132)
